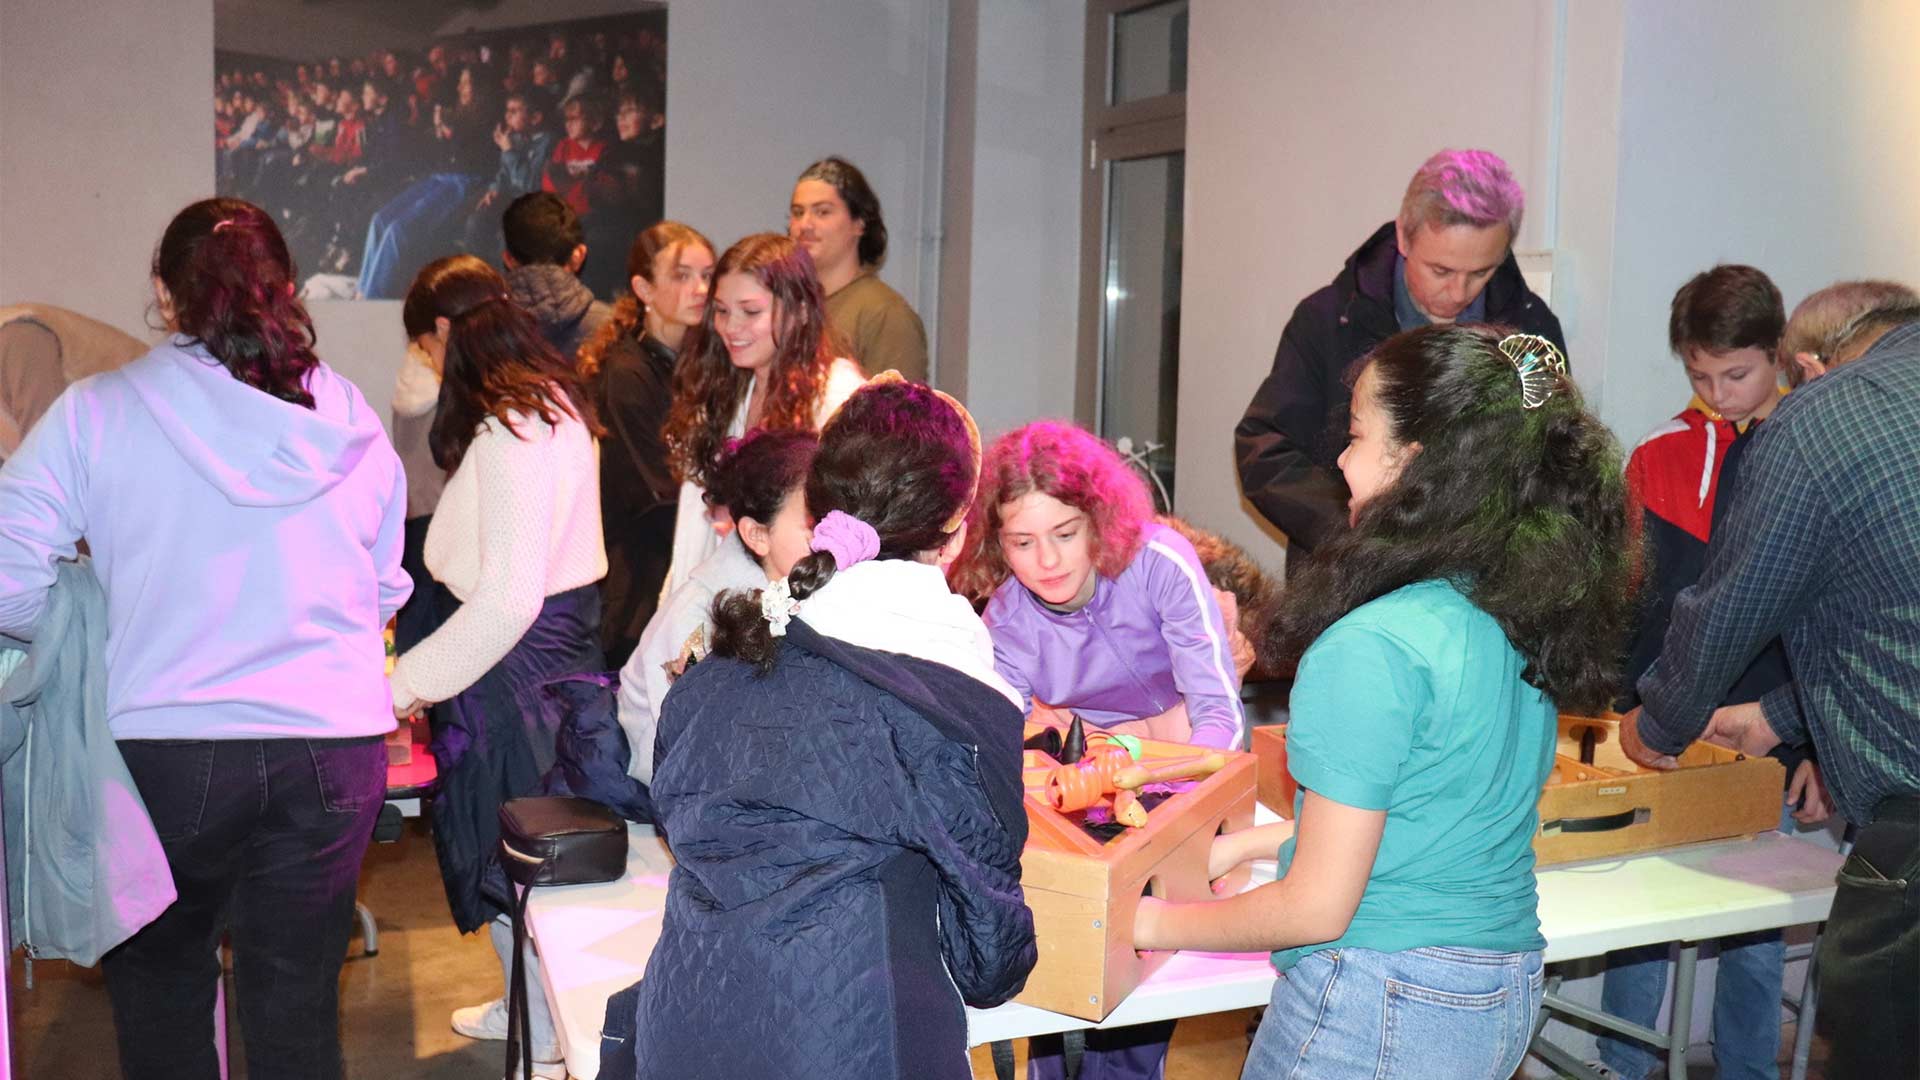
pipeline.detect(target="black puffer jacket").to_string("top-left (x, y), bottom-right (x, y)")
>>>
top-left (1235, 221), bottom-right (1566, 564)
top-left (618, 619), bottom-right (1035, 1080)
top-left (506, 263), bottom-right (613, 363)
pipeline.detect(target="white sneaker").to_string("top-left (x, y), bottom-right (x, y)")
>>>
top-left (511, 1058), bottom-right (567, 1080)
top-left (451, 998), bottom-right (509, 1041)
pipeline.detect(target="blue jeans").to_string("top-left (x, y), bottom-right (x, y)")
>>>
top-left (1242, 946), bottom-right (1544, 1079)
top-left (1597, 802), bottom-right (1797, 1080)
top-left (1596, 933), bottom-right (1785, 1080)
top-left (101, 736), bottom-right (387, 1079)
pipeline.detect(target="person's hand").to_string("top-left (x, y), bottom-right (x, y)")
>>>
top-left (476, 189), bottom-right (498, 210)
top-left (1209, 820), bottom-right (1295, 879)
top-left (492, 123), bottom-right (512, 152)
top-left (1132, 895), bottom-right (1169, 952)
top-left (393, 700), bottom-right (419, 722)
top-left (1618, 707), bottom-right (1680, 771)
top-left (1788, 760), bottom-right (1832, 825)
top-left (1214, 588), bottom-right (1256, 681)
top-left (1702, 700), bottom-right (1784, 758)
top-left (341, 165), bottom-right (367, 186)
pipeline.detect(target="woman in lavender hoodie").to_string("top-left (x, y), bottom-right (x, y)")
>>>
top-left (949, 419), bottom-right (1245, 1080)
top-left (0, 198), bottom-right (410, 1078)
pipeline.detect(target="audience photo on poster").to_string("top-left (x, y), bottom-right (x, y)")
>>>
top-left (213, 2), bottom-right (666, 302)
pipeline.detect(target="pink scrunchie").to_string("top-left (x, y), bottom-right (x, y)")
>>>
top-left (809, 510), bottom-right (880, 570)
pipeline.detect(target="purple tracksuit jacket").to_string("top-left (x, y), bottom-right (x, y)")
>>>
top-left (982, 523), bottom-right (1244, 750)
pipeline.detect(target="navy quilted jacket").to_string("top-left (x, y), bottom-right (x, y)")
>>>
top-left (626, 619), bottom-right (1035, 1079)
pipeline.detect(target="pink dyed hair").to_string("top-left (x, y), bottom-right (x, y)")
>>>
top-left (948, 420), bottom-right (1154, 602)
top-left (1398, 148), bottom-right (1525, 237)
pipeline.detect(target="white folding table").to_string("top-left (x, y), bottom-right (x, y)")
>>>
top-left (525, 823), bottom-right (1841, 1080)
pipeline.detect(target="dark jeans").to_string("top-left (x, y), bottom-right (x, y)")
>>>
top-left (102, 736), bottom-right (387, 1080)
top-left (1817, 795), bottom-right (1919, 1079)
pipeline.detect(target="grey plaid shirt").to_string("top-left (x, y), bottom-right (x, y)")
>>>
top-left (1638, 320), bottom-right (1920, 826)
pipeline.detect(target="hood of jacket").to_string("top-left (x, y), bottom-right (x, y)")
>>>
top-left (392, 341), bottom-right (442, 419)
top-left (119, 337), bottom-right (383, 508)
top-left (1333, 221), bottom-right (1545, 331)
top-left (507, 263), bottom-right (597, 340)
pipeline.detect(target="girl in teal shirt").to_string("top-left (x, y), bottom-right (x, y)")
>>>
top-left (1135, 325), bottom-right (1631, 1079)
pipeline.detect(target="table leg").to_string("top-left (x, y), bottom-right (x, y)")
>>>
top-left (991, 1039), bottom-right (1016, 1080)
top-left (1667, 942), bottom-right (1699, 1080)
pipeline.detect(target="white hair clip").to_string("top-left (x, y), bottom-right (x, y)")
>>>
top-left (760, 578), bottom-right (801, 637)
top-left (1499, 333), bottom-right (1569, 410)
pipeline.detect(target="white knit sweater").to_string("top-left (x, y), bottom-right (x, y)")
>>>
top-left (389, 406), bottom-right (605, 711)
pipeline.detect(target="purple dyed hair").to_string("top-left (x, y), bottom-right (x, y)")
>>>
top-left (1398, 149), bottom-right (1525, 238)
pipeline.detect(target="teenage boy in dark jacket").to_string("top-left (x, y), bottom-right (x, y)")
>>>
top-left (501, 191), bottom-right (612, 362)
top-left (1236, 149), bottom-right (1564, 570)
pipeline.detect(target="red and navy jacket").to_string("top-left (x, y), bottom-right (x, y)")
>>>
top-left (1623, 396), bottom-right (1805, 773)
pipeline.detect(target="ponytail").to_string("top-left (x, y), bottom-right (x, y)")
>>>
top-left (707, 551), bottom-right (840, 673)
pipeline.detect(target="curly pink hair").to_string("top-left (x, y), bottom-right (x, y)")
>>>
top-left (948, 421), bottom-right (1154, 602)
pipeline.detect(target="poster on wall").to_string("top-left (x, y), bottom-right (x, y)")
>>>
top-left (214, 1), bottom-right (666, 301)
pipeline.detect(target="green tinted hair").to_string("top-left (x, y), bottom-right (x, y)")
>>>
top-left (1273, 324), bottom-right (1631, 711)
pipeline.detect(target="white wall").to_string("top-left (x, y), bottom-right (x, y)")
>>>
top-left (0, 0), bottom-right (944, 424)
top-left (944, 0), bottom-right (1084, 437)
top-left (1181, 0), bottom-right (1920, 573)
top-left (1597, 0), bottom-right (1920, 438)
top-left (1179, 0), bottom-right (1552, 566)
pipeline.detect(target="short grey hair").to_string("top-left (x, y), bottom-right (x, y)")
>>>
top-left (1780, 280), bottom-right (1920, 385)
top-left (1398, 149), bottom-right (1525, 239)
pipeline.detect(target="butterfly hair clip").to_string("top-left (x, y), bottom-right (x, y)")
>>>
top-left (1498, 333), bottom-right (1569, 410)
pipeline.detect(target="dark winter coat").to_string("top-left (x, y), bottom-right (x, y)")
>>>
top-left (618, 619), bottom-right (1035, 1080)
top-left (506, 263), bottom-right (613, 364)
top-left (592, 331), bottom-right (678, 667)
top-left (1235, 221), bottom-right (1565, 564)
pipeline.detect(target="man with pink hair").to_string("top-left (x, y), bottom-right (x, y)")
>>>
top-left (1236, 149), bottom-right (1565, 572)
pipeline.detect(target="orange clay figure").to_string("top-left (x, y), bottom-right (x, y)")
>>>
top-left (1046, 743), bottom-right (1132, 812)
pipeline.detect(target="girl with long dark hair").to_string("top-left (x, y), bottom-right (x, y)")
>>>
top-left (1132, 325), bottom-right (1631, 1079)
top-left (0, 197), bottom-right (409, 1077)
top-left (579, 220), bottom-right (714, 666)
top-left (659, 232), bottom-right (864, 597)
top-left (386, 258), bottom-right (605, 1077)
top-left (616, 377), bottom-right (1034, 1080)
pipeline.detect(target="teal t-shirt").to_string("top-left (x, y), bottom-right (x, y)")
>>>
top-left (1270, 579), bottom-right (1555, 972)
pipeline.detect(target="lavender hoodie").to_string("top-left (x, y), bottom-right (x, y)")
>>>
top-left (0, 338), bottom-right (410, 739)
top-left (982, 523), bottom-right (1244, 750)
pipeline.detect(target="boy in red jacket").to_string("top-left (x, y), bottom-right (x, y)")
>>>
top-left (1602, 264), bottom-right (1813, 1080)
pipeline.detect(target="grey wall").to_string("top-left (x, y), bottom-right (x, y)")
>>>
top-left (941, 0), bottom-right (1084, 437)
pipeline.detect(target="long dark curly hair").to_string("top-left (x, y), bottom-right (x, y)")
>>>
top-left (152, 198), bottom-right (320, 408)
top-left (1274, 324), bottom-right (1631, 711)
top-left (661, 233), bottom-right (844, 487)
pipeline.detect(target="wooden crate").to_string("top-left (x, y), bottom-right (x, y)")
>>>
top-left (1537, 715), bottom-right (1782, 865)
top-left (1251, 716), bottom-right (1783, 865)
top-left (1016, 737), bottom-right (1256, 1021)
top-left (1249, 725), bottom-right (1295, 818)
